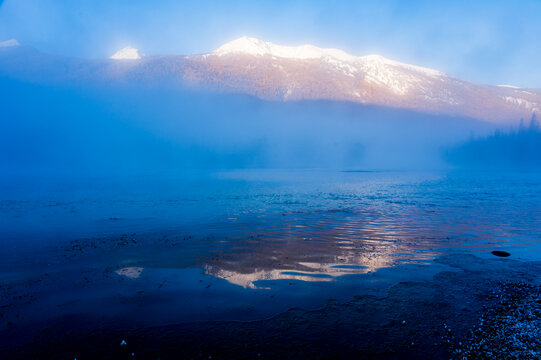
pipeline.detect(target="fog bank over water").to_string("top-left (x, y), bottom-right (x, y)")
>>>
top-left (0, 77), bottom-right (495, 179)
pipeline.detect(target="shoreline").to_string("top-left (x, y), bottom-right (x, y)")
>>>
top-left (2, 253), bottom-right (540, 359)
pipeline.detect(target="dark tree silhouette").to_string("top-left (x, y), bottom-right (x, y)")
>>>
top-left (445, 113), bottom-right (541, 170)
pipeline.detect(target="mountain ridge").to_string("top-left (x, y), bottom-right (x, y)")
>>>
top-left (1, 37), bottom-right (539, 124)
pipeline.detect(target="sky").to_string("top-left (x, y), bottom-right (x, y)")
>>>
top-left (1, 0), bottom-right (541, 87)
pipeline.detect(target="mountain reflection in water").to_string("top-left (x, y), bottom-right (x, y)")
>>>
top-left (1, 169), bottom-right (541, 328)
top-left (202, 208), bottom-right (449, 289)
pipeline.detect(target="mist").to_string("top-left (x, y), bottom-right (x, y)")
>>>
top-left (3, 3), bottom-right (541, 359)
top-left (0, 76), bottom-right (495, 182)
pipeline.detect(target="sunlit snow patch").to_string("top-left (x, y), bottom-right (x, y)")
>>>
top-left (497, 84), bottom-right (520, 89)
top-left (110, 46), bottom-right (142, 60)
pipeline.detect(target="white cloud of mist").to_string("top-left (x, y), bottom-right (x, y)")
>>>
top-left (0, 76), bottom-right (494, 176)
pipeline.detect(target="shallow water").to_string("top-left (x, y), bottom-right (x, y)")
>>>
top-left (1, 169), bottom-right (541, 335)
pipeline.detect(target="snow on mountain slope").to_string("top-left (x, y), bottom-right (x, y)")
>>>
top-left (212, 37), bottom-right (444, 96)
top-left (0, 36), bottom-right (539, 123)
top-left (214, 37), bottom-right (440, 76)
top-left (111, 46), bottom-right (142, 60)
top-left (214, 36), bottom-right (356, 61)
top-left (497, 84), bottom-right (520, 89)
top-left (191, 37), bottom-right (539, 122)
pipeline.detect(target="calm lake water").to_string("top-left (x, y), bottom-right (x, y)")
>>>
top-left (1, 169), bottom-right (541, 333)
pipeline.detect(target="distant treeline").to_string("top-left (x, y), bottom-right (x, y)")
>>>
top-left (446, 114), bottom-right (541, 169)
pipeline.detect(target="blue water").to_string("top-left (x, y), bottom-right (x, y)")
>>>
top-left (2, 169), bottom-right (540, 253)
top-left (1, 169), bottom-right (541, 334)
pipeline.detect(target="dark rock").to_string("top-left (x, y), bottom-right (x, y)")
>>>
top-left (491, 251), bottom-right (511, 257)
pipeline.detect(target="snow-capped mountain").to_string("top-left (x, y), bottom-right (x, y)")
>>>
top-left (110, 46), bottom-right (142, 60)
top-left (185, 37), bottom-right (539, 123)
top-left (208, 36), bottom-right (445, 97)
top-left (0, 36), bottom-right (539, 123)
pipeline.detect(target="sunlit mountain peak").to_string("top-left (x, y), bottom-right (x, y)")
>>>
top-left (213, 36), bottom-right (356, 62)
top-left (110, 46), bottom-right (142, 60)
top-left (212, 37), bottom-right (443, 78)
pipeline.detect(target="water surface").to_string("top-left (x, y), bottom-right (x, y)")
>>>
top-left (1, 169), bottom-right (540, 337)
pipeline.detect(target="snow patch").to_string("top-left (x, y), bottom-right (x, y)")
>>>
top-left (353, 55), bottom-right (445, 95)
top-left (504, 96), bottom-right (541, 113)
top-left (111, 46), bottom-right (142, 60)
top-left (498, 84), bottom-right (520, 89)
top-left (360, 55), bottom-right (443, 78)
